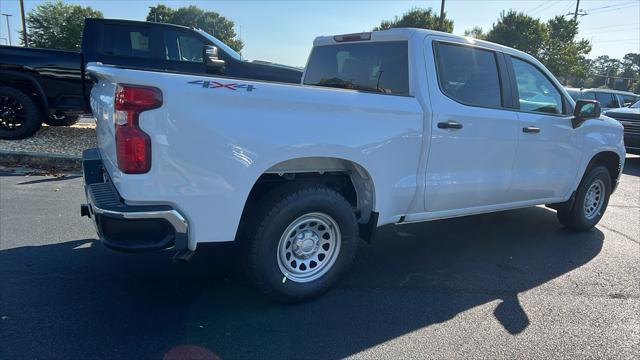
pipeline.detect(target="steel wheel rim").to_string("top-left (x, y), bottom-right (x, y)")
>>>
top-left (0, 95), bottom-right (26, 131)
top-left (277, 212), bottom-right (341, 283)
top-left (584, 179), bottom-right (605, 220)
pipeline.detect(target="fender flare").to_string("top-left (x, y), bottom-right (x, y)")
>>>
top-left (0, 69), bottom-right (49, 112)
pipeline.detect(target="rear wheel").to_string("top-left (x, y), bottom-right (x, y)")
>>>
top-left (245, 185), bottom-right (358, 302)
top-left (0, 86), bottom-right (42, 140)
top-left (557, 165), bottom-right (611, 231)
top-left (44, 112), bottom-right (80, 127)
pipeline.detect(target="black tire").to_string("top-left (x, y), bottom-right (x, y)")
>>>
top-left (245, 185), bottom-right (358, 302)
top-left (44, 112), bottom-right (80, 127)
top-left (0, 86), bottom-right (42, 140)
top-left (557, 165), bottom-right (611, 231)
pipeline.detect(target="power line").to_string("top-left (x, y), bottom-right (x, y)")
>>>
top-left (580, 23), bottom-right (640, 31)
top-left (585, 3), bottom-right (639, 15)
top-left (582, 1), bottom-right (638, 12)
top-left (558, 1), bottom-right (574, 17)
top-left (528, 0), bottom-right (554, 14)
top-left (592, 38), bottom-right (640, 43)
top-left (531, 0), bottom-right (564, 16)
top-left (581, 27), bottom-right (640, 35)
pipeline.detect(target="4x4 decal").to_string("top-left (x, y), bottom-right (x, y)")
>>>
top-left (188, 80), bottom-right (255, 92)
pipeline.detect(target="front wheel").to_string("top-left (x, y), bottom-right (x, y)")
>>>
top-left (557, 165), bottom-right (611, 231)
top-left (245, 186), bottom-right (358, 302)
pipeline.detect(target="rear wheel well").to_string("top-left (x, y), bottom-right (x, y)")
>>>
top-left (587, 151), bottom-right (621, 187)
top-left (0, 72), bottom-right (47, 114)
top-left (237, 158), bottom-right (376, 242)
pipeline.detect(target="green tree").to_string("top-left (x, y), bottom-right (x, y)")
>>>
top-left (145, 4), bottom-right (243, 53)
top-left (485, 10), bottom-right (547, 57)
top-left (620, 53), bottom-right (640, 93)
top-left (25, 0), bottom-right (102, 50)
top-left (374, 7), bottom-right (453, 33)
top-left (631, 78), bottom-right (640, 94)
top-left (589, 55), bottom-right (622, 88)
top-left (540, 16), bottom-right (591, 85)
top-left (620, 53), bottom-right (640, 79)
top-left (463, 26), bottom-right (486, 40)
top-left (146, 4), bottom-right (174, 23)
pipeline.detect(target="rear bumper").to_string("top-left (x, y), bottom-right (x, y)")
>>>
top-left (81, 148), bottom-right (189, 252)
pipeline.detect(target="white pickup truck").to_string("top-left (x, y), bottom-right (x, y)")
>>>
top-left (82, 28), bottom-right (625, 301)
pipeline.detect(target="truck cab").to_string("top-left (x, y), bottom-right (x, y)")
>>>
top-left (82, 28), bottom-right (625, 301)
top-left (81, 18), bottom-right (302, 84)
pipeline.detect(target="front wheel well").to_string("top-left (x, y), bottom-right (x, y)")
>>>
top-left (586, 151), bottom-right (621, 189)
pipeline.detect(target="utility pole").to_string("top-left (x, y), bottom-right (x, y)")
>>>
top-left (439, 0), bottom-right (446, 30)
top-left (573, 0), bottom-right (580, 21)
top-left (1, 13), bottom-right (12, 46)
top-left (19, 0), bottom-right (28, 47)
top-left (149, 6), bottom-right (157, 22)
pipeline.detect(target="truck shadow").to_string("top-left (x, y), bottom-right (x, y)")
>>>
top-left (0, 206), bottom-right (603, 359)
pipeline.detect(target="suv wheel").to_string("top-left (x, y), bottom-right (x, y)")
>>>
top-left (0, 86), bottom-right (42, 140)
top-left (557, 165), bottom-right (611, 231)
top-left (245, 185), bottom-right (358, 302)
top-left (44, 112), bottom-right (80, 127)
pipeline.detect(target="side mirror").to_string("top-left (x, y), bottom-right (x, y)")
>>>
top-left (572, 99), bottom-right (601, 128)
top-left (203, 45), bottom-right (225, 71)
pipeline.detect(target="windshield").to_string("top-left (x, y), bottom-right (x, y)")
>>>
top-left (195, 29), bottom-right (242, 61)
top-left (631, 100), bottom-right (640, 109)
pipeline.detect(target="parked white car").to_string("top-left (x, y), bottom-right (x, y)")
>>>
top-left (82, 28), bottom-right (625, 301)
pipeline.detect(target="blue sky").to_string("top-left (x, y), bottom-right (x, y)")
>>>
top-left (1, 0), bottom-right (638, 66)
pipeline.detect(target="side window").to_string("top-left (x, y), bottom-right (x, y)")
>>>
top-left (434, 43), bottom-right (502, 108)
top-left (163, 30), bottom-right (204, 63)
top-left (303, 41), bottom-right (409, 96)
top-left (595, 92), bottom-right (617, 108)
top-left (102, 24), bottom-right (152, 58)
top-left (619, 94), bottom-right (637, 107)
top-left (581, 92), bottom-right (596, 100)
top-left (512, 58), bottom-right (563, 115)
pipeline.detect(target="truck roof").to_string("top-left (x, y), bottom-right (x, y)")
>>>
top-left (85, 17), bottom-right (194, 32)
top-left (314, 28), bottom-right (540, 66)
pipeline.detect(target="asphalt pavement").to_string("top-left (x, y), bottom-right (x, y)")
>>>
top-left (0, 158), bottom-right (638, 359)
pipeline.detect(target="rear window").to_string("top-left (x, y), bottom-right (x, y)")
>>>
top-left (303, 41), bottom-right (409, 96)
top-left (102, 24), bottom-right (152, 58)
top-left (434, 43), bottom-right (502, 108)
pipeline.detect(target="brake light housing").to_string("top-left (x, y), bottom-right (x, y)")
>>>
top-left (333, 32), bottom-right (371, 42)
top-left (114, 84), bottom-right (162, 174)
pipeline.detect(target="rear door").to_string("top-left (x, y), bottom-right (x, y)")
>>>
top-left (89, 21), bottom-right (160, 70)
top-left (507, 56), bottom-right (582, 201)
top-left (594, 91), bottom-right (619, 111)
top-left (423, 39), bottom-right (519, 212)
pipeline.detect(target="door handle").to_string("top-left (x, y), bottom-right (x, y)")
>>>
top-left (437, 121), bottom-right (463, 130)
top-left (523, 126), bottom-right (541, 133)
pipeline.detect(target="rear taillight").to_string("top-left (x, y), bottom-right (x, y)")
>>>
top-left (114, 84), bottom-right (162, 174)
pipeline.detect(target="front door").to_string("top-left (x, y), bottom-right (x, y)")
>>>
top-left (159, 28), bottom-right (207, 74)
top-left (424, 40), bottom-right (519, 213)
top-left (508, 56), bottom-right (582, 201)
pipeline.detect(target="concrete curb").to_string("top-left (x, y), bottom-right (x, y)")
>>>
top-left (0, 150), bottom-right (81, 171)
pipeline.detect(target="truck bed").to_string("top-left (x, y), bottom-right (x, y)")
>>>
top-left (0, 45), bottom-right (86, 112)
